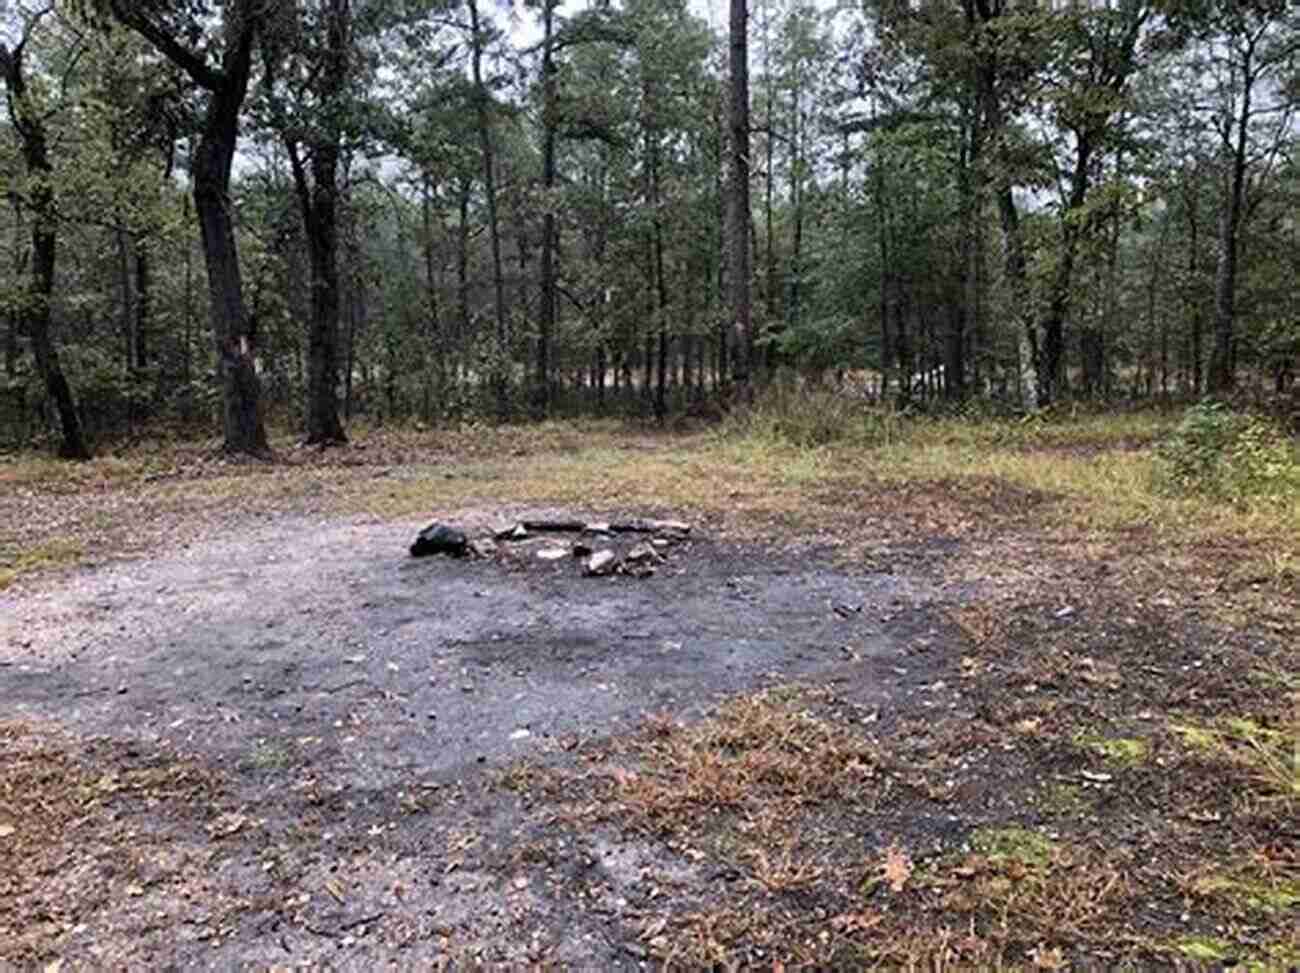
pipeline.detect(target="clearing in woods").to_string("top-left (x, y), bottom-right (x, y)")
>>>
top-left (1, 416), bottom-right (1297, 968)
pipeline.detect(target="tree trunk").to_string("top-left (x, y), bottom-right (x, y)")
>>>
top-left (1, 37), bottom-right (90, 460)
top-left (4, 194), bottom-right (21, 379)
top-left (283, 0), bottom-right (349, 446)
top-left (421, 175), bottom-right (444, 418)
top-left (787, 92), bottom-right (803, 345)
top-left (467, 0), bottom-right (509, 418)
top-left (456, 175), bottom-right (472, 385)
top-left (1209, 163), bottom-right (1244, 395)
top-left (111, 0), bottom-right (267, 453)
top-left (135, 234), bottom-right (151, 370)
top-left (1185, 177), bottom-right (1202, 396)
top-left (536, 0), bottom-right (558, 417)
top-left (727, 0), bottom-right (752, 397)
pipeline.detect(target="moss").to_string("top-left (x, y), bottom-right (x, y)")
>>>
top-left (1073, 732), bottom-right (1149, 766)
top-left (1037, 782), bottom-right (1094, 816)
top-left (968, 826), bottom-right (1057, 867)
top-left (1193, 874), bottom-right (1300, 915)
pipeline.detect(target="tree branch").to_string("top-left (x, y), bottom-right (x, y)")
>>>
top-left (106, 1), bottom-right (225, 90)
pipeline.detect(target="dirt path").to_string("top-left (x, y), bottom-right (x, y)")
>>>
top-left (1, 511), bottom-right (974, 967)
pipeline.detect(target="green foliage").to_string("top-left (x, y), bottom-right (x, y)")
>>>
top-left (1154, 401), bottom-right (1300, 499)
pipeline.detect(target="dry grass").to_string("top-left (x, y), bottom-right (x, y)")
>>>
top-left (4, 408), bottom-right (1298, 966)
top-left (4, 411), bottom-right (1297, 595)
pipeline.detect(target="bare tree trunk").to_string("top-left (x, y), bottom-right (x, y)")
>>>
top-left (456, 175), bottom-right (472, 387)
top-left (135, 234), bottom-right (151, 371)
top-left (4, 194), bottom-right (22, 378)
top-left (787, 88), bottom-right (804, 345)
top-left (421, 174), bottom-right (444, 418)
top-left (536, 0), bottom-right (558, 417)
top-left (281, 0), bottom-right (349, 446)
top-left (467, 0), bottom-right (509, 418)
top-left (727, 0), bottom-right (752, 398)
top-left (1209, 149), bottom-right (1245, 394)
top-left (1185, 178), bottom-right (1202, 396)
top-left (116, 223), bottom-right (136, 374)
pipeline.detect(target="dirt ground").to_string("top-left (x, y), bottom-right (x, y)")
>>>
top-left (1, 438), bottom-right (1296, 969)
top-left (1, 508), bottom-right (972, 967)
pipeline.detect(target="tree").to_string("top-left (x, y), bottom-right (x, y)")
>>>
top-left (97, 0), bottom-right (269, 454)
top-left (728, 0), bottom-right (752, 397)
top-left (465, 0), bottom-right (510, 419)
top-left (1, 8), bottom-right (91, 459)
top-left (261, 0), bottom-right (353, 445)
top-left (1193, 0), bottom-right (1299, 393)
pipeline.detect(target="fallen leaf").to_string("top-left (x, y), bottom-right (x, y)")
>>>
top-left (881, 843), bottom-right (912, 892)
top-left (325, 879), bottom-right (346, 903)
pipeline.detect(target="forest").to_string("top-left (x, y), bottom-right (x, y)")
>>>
top-left (1, 0), bottom-right (1296, 458)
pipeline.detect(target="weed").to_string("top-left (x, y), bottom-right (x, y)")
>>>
top-left (1171, 713), bottom-right (1300, 805)
top-left (1072, 732), bottom-right (1149, 767)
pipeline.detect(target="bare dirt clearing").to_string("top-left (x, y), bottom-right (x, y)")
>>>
top-left (2, 422), bottom-right (1297, 968)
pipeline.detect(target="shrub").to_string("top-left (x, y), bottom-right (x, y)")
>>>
top-left (1154, 401), bottom-right (1299, 498)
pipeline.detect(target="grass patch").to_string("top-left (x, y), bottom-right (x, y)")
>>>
top-left (592, 691), bottom-right (885, 832)
top-left (1072, 732), bottom-right (1149, 767)
top-left (0, 539), bottom-right (84, 590)
top-left (1171, 714), bottom-right (1300, 805)
top-left (967, 826), bottom-right (1058, 867)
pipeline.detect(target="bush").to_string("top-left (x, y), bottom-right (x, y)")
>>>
top-left (1154, 401), bottom-right (1300, 498)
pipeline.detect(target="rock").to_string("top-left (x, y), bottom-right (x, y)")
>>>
top-left (625, 543), bottom-right (663, 565)
top-left (650, 519), bottom-right (691, 535)
top-left (585, 550), bottom-right (618, 576)
top-left (410, 522), bottom-right (468, 558)
top-left (584, 521), bottom-right (612, 535)
top-left (493, 522), bottom-right (529, 541)
top-left (469, 538), bottom-right (498, 559)
top-left (537, 547), bottom-right (567, 561)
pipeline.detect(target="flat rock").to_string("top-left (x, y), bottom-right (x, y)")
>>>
top-left (650, 520), bottom-right (692, 535)
top-left (585, 550), bottom-right (618, 576)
